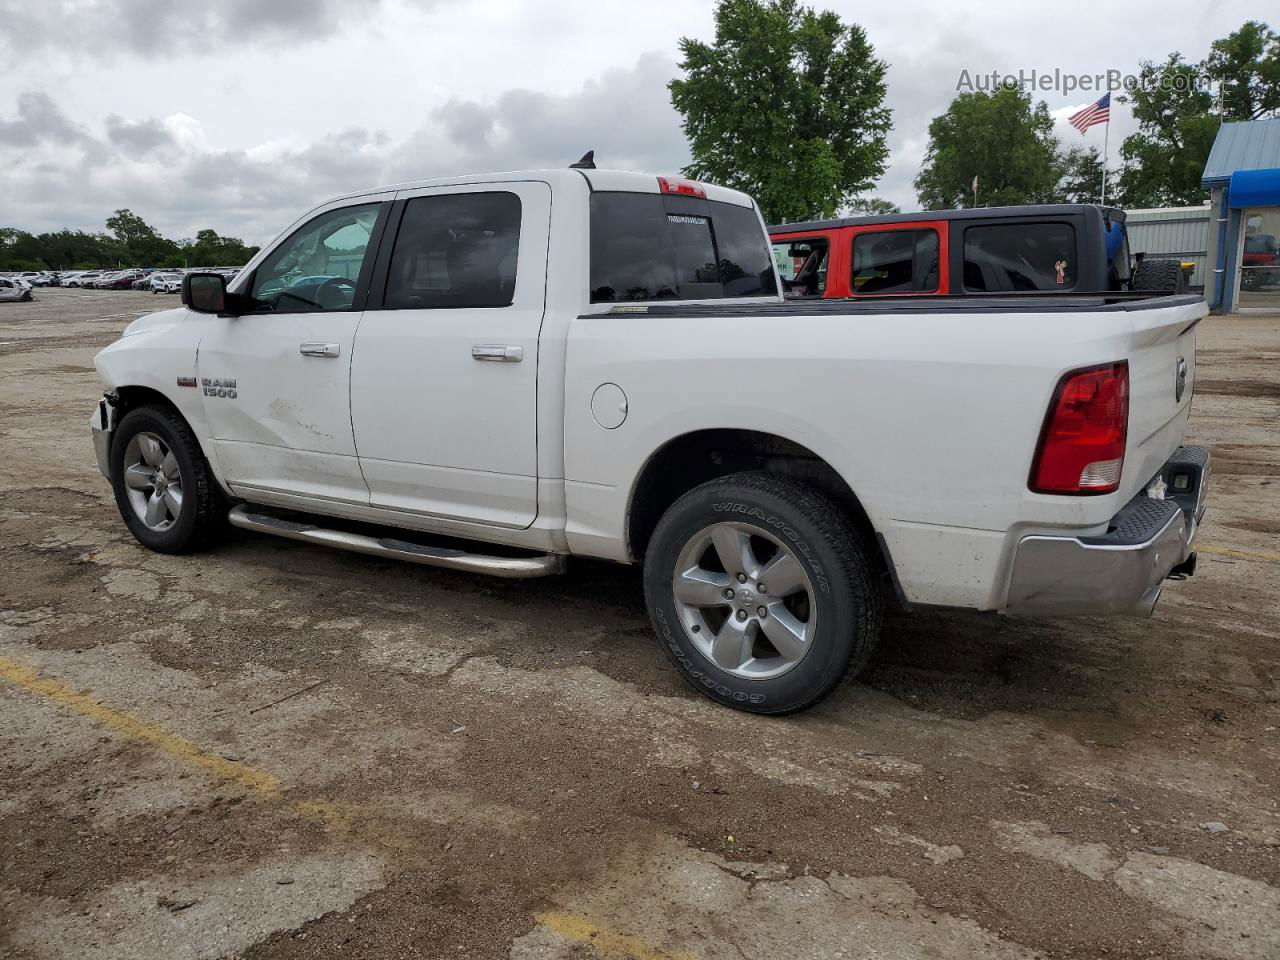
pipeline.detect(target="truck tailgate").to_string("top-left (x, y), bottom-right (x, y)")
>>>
top-left (1120, 297), bottom-right (1205, 500)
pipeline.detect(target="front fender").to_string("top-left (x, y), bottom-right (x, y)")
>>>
top-left (93, 323), bottom-right (225, 487)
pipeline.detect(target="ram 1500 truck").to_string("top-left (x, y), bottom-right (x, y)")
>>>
top-left (90, 167), bottom-right (1210, 713)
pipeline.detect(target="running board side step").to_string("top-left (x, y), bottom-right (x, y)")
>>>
top-left (227, 505), bottom-right (566, 578)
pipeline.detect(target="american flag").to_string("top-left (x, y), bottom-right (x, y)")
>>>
top-left (1069, 92), bottom-right (1110, 134)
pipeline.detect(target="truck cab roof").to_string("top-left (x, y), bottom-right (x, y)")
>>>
top-left (324, 168), bottom-right (758, 211)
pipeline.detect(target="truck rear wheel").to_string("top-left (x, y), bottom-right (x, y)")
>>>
top-left (643, 472), bottom-right (883, 714)
top-left (109, 404), bottom-right (224, 554)
top-left (1132, 258), bottom-right (1186, 293)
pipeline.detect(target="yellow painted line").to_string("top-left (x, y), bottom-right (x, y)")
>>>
top-left (534, 911), bottom-right (697, 960)
top-left (0, 656), bottom-right (280, 796)
top-left (1198, 544), bottom-right (1280, 564)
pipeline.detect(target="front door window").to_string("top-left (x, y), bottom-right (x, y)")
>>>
top-left (249, 203), bottom-right (381, 312)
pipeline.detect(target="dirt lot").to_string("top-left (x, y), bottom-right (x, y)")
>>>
top-left (1, 287), bottom-right (1278, 960)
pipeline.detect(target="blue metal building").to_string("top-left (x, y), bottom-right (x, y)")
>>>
top-left (1202, 118), bottom-right (1280, 312)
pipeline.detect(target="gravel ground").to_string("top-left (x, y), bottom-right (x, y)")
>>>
top-left (1, 288), bottom-right (1278, 960)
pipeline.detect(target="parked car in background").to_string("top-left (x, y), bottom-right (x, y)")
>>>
top-left (69, 272), bottom-right (102, 287)
top-left (89, 166), bottom-right (1209, 714)
top-left (0, 277), bottom-right (33, 302)
top-left (1242, 233), bottom-right (1279, 290)
top-left (768, 204), bottom-right (1188, 300)
top-left (101, 270), bottom-right (145, 290)
top-left (149, 272), bottom-right (183, 294)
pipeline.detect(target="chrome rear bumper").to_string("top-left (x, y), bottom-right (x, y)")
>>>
top-left (1005, 446), bottom-right (1210, 618)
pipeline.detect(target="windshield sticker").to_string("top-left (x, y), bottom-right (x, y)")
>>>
top-left (667, 214), bottom-right (709, 225)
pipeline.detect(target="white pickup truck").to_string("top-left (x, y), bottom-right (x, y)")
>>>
top-left (90, 165), bottom-right (1210, 713)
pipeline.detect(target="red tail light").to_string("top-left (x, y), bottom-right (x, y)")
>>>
top-left (657, 176), bottom-right (706, 198)
top-left (1030, 362), bottom-right (1129, 495)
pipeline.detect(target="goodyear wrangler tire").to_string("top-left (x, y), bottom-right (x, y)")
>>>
top-left (644, 472), bottom-right (883, 714)
top-left (109, 404), bottom-right (224, 554)
top-left (1132, 258), bottom-right (1186, 294)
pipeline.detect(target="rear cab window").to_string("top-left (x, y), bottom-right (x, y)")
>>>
top-left (963, 222), bottom-right (1076, 291)
top-left (589, 192), bottom-right (777, 303)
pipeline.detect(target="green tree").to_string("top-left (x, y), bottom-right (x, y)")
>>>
top-left (1056, 146), bottom-right (1111, 204)
top-left (1117, 22), bottom-right (1279, 207)
top-left (1205, 20), bottom-right (1280, 120)
top-left (105, 208), bottom-right (179, 265)
top-left (914, 87), bottom-right (1061, 209)
top-left (848, 197), bottom-right (900, 215)
top-left (1115, 54), bottom-right (1219, 207)
top-left (180, 228), bottom-right (258, 266)
top-left (0, 217), bottom-right (257, 270)
top-left (669, 0), bottom-right (891, 223)
top-left (35, 230), bottom-right (120, 270)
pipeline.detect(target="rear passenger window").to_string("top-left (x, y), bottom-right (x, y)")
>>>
top-left (851, 230), bottom-right (938, 294)
top-left (964, 223), bottom-right (1075, 291)
top-left (589, 192), bottom-right (776, 302)
top-left (384, 192), bottom-right (521, 309)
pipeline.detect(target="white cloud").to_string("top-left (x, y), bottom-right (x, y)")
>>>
top-left (0, 0), bottom-right (1261, 233)
top-left (0, 54), bottom-right (687, 243)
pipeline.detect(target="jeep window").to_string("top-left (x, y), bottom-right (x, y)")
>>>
top-left (249, 202), bottom-right (381, 312)
top-left (772, 238), bottom-right (829, 297)
top-left (851, 230), bottom-right (939, 294)
top-left (963, 222), bottom-right (1076, 291)
top-left (589, 193), bottom-right (776, 302)
top-left (383, 192), bottom-right (521, 310)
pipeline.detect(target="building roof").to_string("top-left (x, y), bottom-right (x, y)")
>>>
top-left (1201, 118), bottom-right (1280, 187)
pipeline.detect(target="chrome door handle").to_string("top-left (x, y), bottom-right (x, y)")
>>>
top-left (472, 344), bottom-right (523, 362)
top-left (300, 342), bottom-right (340, 358)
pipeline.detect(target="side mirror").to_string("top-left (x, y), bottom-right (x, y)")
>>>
top-left (182, 272), bottom-right (229, 314)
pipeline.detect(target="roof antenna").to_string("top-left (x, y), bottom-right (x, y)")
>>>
top-left (569, 150), bottom-right (596, 170)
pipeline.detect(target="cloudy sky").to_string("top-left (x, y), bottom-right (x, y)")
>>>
top-left (0, 0), bottom-right (1254, 244)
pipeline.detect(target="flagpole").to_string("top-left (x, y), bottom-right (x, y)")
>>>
top-left (1100, 112), bottom-right (1110, 206)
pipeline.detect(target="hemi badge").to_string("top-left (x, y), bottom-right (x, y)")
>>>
top-left (176, 376), bottom-right (197, 388)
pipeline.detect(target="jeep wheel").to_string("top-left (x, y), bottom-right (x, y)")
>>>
top-left (109, 405), bottom-right (224, 554)
top-left (644, 472), bottom-right (883, 714)
top-left (1132, 258), bottom-right (1186, 294)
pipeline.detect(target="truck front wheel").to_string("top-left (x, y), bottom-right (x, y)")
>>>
top-left (643, 472), bottom-right (883, 714)
top-left (109, 404), bottom-right (224, 554)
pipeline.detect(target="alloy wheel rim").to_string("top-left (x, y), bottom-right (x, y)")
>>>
top-left (122, 432), bottom-right (183, 532)
top-left (671, 521), bottom-right (817, 681)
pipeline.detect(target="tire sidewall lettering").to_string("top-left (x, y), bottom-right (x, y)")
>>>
top-left (653, 606), bottom-right (764, 704)
top-left (710, 500), bottom-right (830, 595)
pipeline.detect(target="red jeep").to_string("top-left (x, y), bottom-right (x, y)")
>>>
top-left (768, 204), bottom-right (1185, 299)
